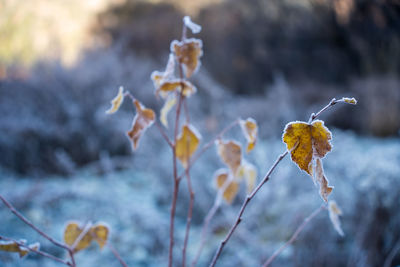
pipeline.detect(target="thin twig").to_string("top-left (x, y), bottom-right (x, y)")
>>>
top-left (168, 49), bottom-right (186, 266)
top-left (262, 205), bottom-right (326, 267)
top-left (0, 235), bottom-right (72, 266)
top-left (182, 167), bottom-right (194, 267)
top-left (108, 242), bottom-right (129, 267)
top-left (155, 121), bottom-right (174, 148)
top-left (383, 237), bottom-right (400, 267)
top-left (0, 194), bottom-right (75, 266)
top-left (191, 178), bottom-right (231, 267)
top-left (209, 151), bottom-right (288, 267)
top-left (209, 97), bottom-right (350, 266)
top-left (308, 98), bottom-right (337, 123)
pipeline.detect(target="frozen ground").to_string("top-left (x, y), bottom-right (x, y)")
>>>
top-left (0, 129), bottom-right (399, 267)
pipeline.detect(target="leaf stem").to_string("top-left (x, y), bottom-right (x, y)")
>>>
top-left (262, 205), bottom-right (326, 267)
top-left (209, 151), bottom-right (288, 267)
top-left (308, 98), bottom-right (337, 123)
top-left (182, 167), bottom-right (194, 267)
top-left (108, 242), bottom-right (129, 267)
top-left (191, 178), bottom-right (231, 267)
top-left (0, 235), bottom-right (72, 266)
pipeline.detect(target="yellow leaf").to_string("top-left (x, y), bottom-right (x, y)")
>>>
top-left (0, 239), bottom-right (38, 258)
top-left (328, 200), bottom-right (344, 236)
top-left (314, 158), bottom-right (333, 202)
top-left (237, 162), bottom-right (257, 194)
top-left (216, 140), bottom-right (242, 175)
top-left (282, 120), bottom-right (332, 175)
top-left (106, 86), bottom-right (124, 114)
top-left (240, 118), bottom-right (258, 153)
top-left (214, 169), bottom-right (240, 204)
top-left (171, 38), bottom-right (203, 78)
top-left (90, 223), bottom-right (109, 249)
top-left (127, 100), bottom-right (155, 150)
top-left (160, 95), bottom-right (177, 128)
top-left (63, 222), bottom-right (92, 252)
top-left (175, 124), bottom-right (201, 168)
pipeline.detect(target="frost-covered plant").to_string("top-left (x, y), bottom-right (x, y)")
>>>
top-left (0, 16), bottom-right (357, 267)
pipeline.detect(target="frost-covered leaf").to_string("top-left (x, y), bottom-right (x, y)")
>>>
top-left (183, 16), bottom-right (202, 34)
top-left (151, 54), bottom-right (176, 89)
top-left (64, 222), bottom-right (92, 252)
top-left (0, 239), bottom-right (39, 258)
top-left (171, 38), bottom-right (203, 78)
top-left (216, 140), bottom-right (242, 175)
top-left (90, 223), bottom-right (109, 249)
top-left (155, 79), bottom-right (197, 99)
top-left (328, 200), bottom-right (344, 236)
top-left (283, 120), bottom-right (334, 201)
top-left (175, 124), bottom-right (201, 168)
top-left (106, 86), bottom-right (124, 114)
top-left (127, 100), bottom-right (155, 150)
top-left (314, 158), bottom-right (333, 202)
top-left (341, 97), bottom-right (357, 105)
top-left (64, 222), bottom-right (110, 252)
top-left (160, 95), bottom-right (176, 128)
top-left (214, 169), bottom-right (239, 204)
top-left (283, 120), bottom-right (332, 175)
top-left (237, 162), bottom-right (257, 194)
top-left (240, 118), bottom-right (258, 153)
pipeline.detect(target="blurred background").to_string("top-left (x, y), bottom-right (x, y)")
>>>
top-left (0, 0), bottom-right (399, 266)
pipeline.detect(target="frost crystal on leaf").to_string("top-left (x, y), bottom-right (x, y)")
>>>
top-left (106, 86), bottom-right (124, 114)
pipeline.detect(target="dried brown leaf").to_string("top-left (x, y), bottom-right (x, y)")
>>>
top-left (214, 169), bottom-right (239, 204)
top-left (127, 100), bottom-right (155, 150)
top-left (239, 118), bottom-right (258, 153)
top-left (328, 200), bottom-right (344, 236)
top-left (216, 140), bottom-right (242, 175)
top-left (314, 158), bottom-right (334, 202)
top-left (171, 38), bottom-right (203, 78)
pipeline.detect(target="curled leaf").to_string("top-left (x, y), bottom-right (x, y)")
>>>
top-left (160, 95), bottom-right (177, 128)
top-left (240, 118), bottom-right (258, 153)
top-left (171, 38), bottom-right (203, 78)
top-left (183, 16), bottom-right (202, 34)
top-left (155, 79), bottom-right (197, 99)
top-left (237, 162), bottom-right (257, 194)
top-left (175, 124), bottom-right (201, 168)
top-left (214, 169), bottom-right (239, 204)
top-left (127, 100), bottom-right (155, 150)
top-left (216, 140), bottom-right (242, 175)
top-left (314, 158), bottom-right (334, 202)
top-left (106, 86), bottom-right (125, 114)
top-left (328, 200), bottom-right (344, 236)
top-left (283, 120), bottom-right (332, 175)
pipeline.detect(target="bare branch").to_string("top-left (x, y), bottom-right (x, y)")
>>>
top-left (108, 242), bottom-right (129, 267)
top-left (209, 151), bottom-right (288, 267)
top-left (0, 235), bottom-right (72, 266)
top-left (262, 205), bottom-right (326, 267)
